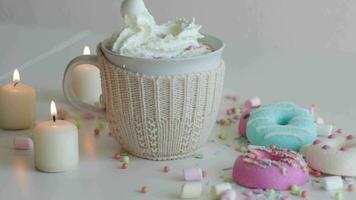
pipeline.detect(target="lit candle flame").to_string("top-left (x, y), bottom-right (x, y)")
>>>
top-left (50, 100), bottom-right (57, 122)
top-left (13, 69), bottom-right (20, 83)
top-left (83, 46), bottom-right (91, 55)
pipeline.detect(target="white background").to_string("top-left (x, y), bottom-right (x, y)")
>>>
top-left (1, 0), bottom-right (356, 127)
top-left (1, 0), bottom-right (356, 53)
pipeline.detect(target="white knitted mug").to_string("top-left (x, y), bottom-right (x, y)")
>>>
top-left (63, 35), bottom-right (225, 160)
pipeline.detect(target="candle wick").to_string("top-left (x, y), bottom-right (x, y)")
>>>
top-left (53, 115), bottom-right (56, 123)
top-left (13, 82), bottom-right (19, 87)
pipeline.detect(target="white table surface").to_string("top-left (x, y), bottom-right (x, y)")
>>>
top-left (1, 23), bottom-right (356, 200)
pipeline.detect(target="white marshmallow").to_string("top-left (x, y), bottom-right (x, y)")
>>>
top-left (220, 189), bottom-right (237, 200)
top-left (309, 106), bottom-right (315, 116)
top-left (316, 117), bottom-right (325, 124)
top-left (213, 183), bottom-right (232, 197)
top-left (180, 183), bottom-right (202, 199)
top-left (13, 136), bottom-right (33, 150)
top-left (317, 124), bottom-right (333, 137)
top-left (244, 97), bottom-right (261, 109)
top-left (183, 167), bottom-right (203, 181)
top-left (344, 177), bottom-right (355, 185)
top-left (320, 176), bottom-right (343, 190)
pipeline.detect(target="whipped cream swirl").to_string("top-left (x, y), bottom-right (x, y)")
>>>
top-left (112, 0), bottom-right (212, 59)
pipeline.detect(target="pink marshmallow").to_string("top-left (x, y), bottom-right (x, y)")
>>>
top-left (183, 167), bottom-right (203, 181)
top-left (238, 107), bottom-right (257, 136)
top-left (244, 97), bottom-right (261, 109)
top-left (13, 136), bottom-right (33, 150)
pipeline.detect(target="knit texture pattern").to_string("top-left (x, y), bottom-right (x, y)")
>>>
top-left (97, 46), bottom-right (225, 160)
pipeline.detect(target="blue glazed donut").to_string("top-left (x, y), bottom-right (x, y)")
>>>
top-left (246, 102), bottom-right (317, 151)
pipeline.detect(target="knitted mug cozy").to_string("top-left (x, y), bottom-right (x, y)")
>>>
top-left (97, 46), bottom-right (225, 160)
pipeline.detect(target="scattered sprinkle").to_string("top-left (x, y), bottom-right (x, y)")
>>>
top-left (94, 128), bottom-right (100, 136)
top-left (290, 185), bottom-right (300, 196)
top-left (239, 146), bottom-right (248, 153)
top-left (202, 170), bottom-right (208, 178)
top-left (121, 163), bottom-right (128, 169)
top-left (218, 133), bottom-right (228, 140)
top-left (233, 115), bottom-right (240, 120)
top-left (336, 128), bottom-right (344, 134)
top-left (140, 186), bottom-right (149, 193)
top-left (163, 166), bottom-right (170, 173)
top-left (335, 191), bottom-right (343, 200)
top-left (313, 140), bottom-right (321, 145)
top-left (347, 134), bottom-right (354, 140)
top-left (340, 147), bottom-right (349, 151)
top-left (121, 155), bottom-right (130, 163)
top-left (193, 153), bottom-right (204, 159)
top-left (114, 153), bottom-right (121, 160)
top-left (328, 134), bottom-right (336, 139)
top-left (301, 190), bottom-right (307, 198)
top-left (348, 185), bottom-right (353, 192)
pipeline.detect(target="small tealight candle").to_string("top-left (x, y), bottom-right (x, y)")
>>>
top-left (72, 46), bottom-right (101, 105)
top-left (0, 69), bottom-right (36, 130)
top-left (33, 101), bottom-right (78, 173)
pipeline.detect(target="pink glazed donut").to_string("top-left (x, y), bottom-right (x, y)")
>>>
top-left (233, 145), bottom-right (309, 190)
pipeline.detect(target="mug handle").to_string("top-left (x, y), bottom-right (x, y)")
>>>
top-left (62, 55), bottom-right (106, 117)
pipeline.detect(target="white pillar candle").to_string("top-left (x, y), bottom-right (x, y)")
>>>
top-left (33, 101), bottom-right (78, 173)
top-left (72, 46), bottom-right (101, 105)
top-left (0, 69), bottom-right (36, 130)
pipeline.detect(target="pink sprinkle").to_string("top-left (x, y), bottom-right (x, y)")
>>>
top-left (233, 115), bottom-right (240, 120)
top-left (322, 145), bottom-right (330, 150)
top-left (301, 191), bottom-right (307, 198)
top-left (202, 170), bottom-right (208, 178)
top-left (219, 119), bottom-right (225, 125)
top-left (336, 128), bottom-right (344, 134)
top-left (114, 153), bottom-right (121, 160)
top-left (348, 184), bottom-right (353, 191)
top-left (313, 140), bottom-right (321, 145)
top-left (347, 134), bottom-right (355, 140)
top-left (340, 147), bottom-right (349, 151)
top-left (141, 186), bottom-right (149, 193)
top-left (163, 166), bottom-right (170, 173)
top-left (94, 128), bottom-right (100, 136)
top-left (121, 163), bottom-right (128, 169)
top-left (82, 112), bottom-right (95, 120)
top-left (328, 134), bottom-right (336, 139)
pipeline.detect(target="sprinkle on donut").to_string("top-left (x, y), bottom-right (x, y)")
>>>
top-left (241, 146), bottom-right (308, 175)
